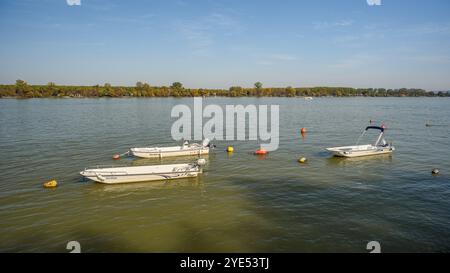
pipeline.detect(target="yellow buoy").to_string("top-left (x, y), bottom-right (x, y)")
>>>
top-left (226, 146), bottom-right (234, 153)
top-left (43, 180), bottom-right (58, 188)
top-left (298, 157), bottom-right (307, 164)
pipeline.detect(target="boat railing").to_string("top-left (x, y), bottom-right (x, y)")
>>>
top-left (85, 164), bottom-right (198, 171)
top-left (90, 168), bottom-right (199, 176)
top-left (84, 165), bottom-right (130, 170)
top-left (95, 171), bottom-right (129, 176)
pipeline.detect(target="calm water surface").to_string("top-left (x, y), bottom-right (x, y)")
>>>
top-left (0, 97), bottom-right (449, 252)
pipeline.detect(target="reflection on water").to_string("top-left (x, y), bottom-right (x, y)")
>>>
top-left (254, 154), bottom-right (268, 160)
top-left (0, 97), bottom-right (449, 252)
top-left (326, 154), bottom-right (394, 167)
top-left (96, 177), bottom-right (205, 193)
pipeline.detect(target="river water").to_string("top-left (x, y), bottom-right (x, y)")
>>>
top-left (0, 97), bottom-right (449, 252)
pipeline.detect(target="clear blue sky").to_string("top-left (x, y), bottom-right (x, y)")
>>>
top-left (1, 0), bottom-right (449, 90)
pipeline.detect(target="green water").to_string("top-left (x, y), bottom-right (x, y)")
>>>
top-left (0, 97), bottom-right (449, 252)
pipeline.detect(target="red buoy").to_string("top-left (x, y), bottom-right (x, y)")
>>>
top-left (112, 154), bottom-right (120, 160)
top-left (301, 128), bottom-right (306, 134)
top-left (254, 149), bottom-right (268, 155)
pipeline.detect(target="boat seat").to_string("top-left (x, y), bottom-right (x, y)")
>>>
top-left (173, 167), bottom-right (189, 172)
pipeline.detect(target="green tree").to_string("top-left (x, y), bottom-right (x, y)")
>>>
top-left (15, 79), bottom-right (33, 97)
top-left (254, 82), bottom-right (263, 89)
top-left (286, 86), bottom-right (295, 97)
top-left (103, 83), bottom-right (113, 96)
top-left (171, 82), bottom-right (183, 89)
top-left (254, 82), bottom-right (263, 96)
top-left (46, 82), bottom-right (57, 97)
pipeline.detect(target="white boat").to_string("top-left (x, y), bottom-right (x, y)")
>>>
top-left (129, 139), bottom-right (211, 159)
top-left (304, 96), bottom-right (314, 100)
top-left (80, 159), bottom-right (206, 184)
top-left (326, 126), bottom-right (395, 158)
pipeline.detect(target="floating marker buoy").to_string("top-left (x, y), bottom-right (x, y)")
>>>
top-left (196, 158), bottom-right (207, 166)
top-left (254, 149), bottom-right (268, 155)
top-left (298, 157), bottom-right (307, 164)
top-left (112, 154), bottom-right (120, 160)
top-left (226, 146), bottom-right (234, 153)
top-left (301, 128), bottom-right (306, 134)
top-left (43, 180), bottom-right (58, 188)
top-left (432, 168), bottom-right (440, 175)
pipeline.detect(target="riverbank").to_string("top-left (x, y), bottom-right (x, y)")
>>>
top-left (2, 81), bottom-right (449, 98)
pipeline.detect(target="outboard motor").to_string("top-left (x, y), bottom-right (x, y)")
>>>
top-left (202, 138), bottom-right (211, 147)
top-left (196, 158), bottom-right (207, 166)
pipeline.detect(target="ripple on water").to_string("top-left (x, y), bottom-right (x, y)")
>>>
top-left (1, 98), bottom-right (450, 252)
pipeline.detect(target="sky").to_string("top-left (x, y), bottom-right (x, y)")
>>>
top-left (0, 0), bottom-right (449, 90)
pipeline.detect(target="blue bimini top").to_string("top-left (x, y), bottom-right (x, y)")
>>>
top-left (365, 126), bottom-right (385, 132)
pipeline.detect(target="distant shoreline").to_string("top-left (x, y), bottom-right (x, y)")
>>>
top-left (1, 81), bottom-right (449, 98)
top-left (2, 95), bottom-right (450, 99)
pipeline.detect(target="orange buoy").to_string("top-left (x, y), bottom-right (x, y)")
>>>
top-left (254, 149), bottom-right (268, 155)
top-left (300, 128), bottom-right (306, 134)
top-left (112, 154), bottom-right (120, 160)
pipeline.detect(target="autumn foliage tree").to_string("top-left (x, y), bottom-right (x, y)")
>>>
top-left (0, 79), bottom-right (446, 98)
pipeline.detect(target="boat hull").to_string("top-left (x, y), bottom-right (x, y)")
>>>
top-left (326, 145), bottom-right (395, 158)
top-left (80, 163), bottom-right (202, 184)
top-left (81, 171), bottom-right (200, 184)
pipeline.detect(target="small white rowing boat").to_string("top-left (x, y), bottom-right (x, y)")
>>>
top-left (80, 159), bottom-right (206, 184)
top-left (326, 126), bottom-right (395, 158)
top-left (129, 139), bottom-right (211, 159)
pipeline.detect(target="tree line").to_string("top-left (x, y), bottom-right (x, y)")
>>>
top-left (0, 80), bottom-right (449, 98)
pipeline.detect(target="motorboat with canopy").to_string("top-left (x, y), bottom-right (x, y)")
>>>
top-left (326, 126), bottom-right (395, 158)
